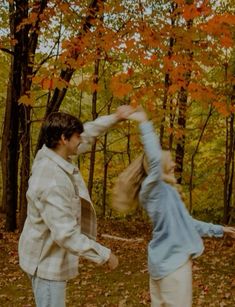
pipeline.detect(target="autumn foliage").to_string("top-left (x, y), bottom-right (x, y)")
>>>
top-left (0, 0), bottom-right (235, 230)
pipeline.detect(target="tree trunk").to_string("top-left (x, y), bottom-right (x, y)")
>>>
top-left (102, 132), bottom-right (108, 217)
top-left (160, 2), bottom-right (177, 145)
top-left (18, 0), bottom-right (48, 230)
top-left (1, 70), bottom-right (20, 231)
top-left (175, 92), bottom-right (187, 183)
top-left (223, 84), bottom-right (235, 224)
top-left (189, 106), bottom-right (212, 213)
top-left (35, 0), bottom-right (103, 154)
top-left (18, 105), bottom-right (31, 231)
top-left (88, 58), bottom-right (100, 196)
top-left (168, 97), bottom-right (175, 150)
top-left (126, 122), bottom-right (131, 164)
top-left (1, 1), bottom-right (27, 230)
top-left (101, 97), bottom-right (112, 217)
top-left (1, 0), bottom-right (48, 231)
top-left (174, 17), bottom-right (193, 183)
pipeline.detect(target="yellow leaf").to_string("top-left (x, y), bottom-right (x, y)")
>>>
top-left (18, 94), bottom-right (34, 106)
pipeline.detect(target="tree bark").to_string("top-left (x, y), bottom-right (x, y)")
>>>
top-left (223, 84), bottom-right (235, 224)
top-left (175, 89), bottom-right (188, 184)
top-left (174, 16), bottom-right (193, 183)
top-left (88, 58), bottom-right (100, 196)
top-left (160, 2), bottom-right (177, 145)
top-left (102, 132), bottom-right (108, 217)
top-left (1, 1), bottom-right (27, 230)
top-left (18, 0), bottom-right (48, 231)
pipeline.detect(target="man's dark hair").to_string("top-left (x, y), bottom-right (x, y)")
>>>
top-left (42, 112), bottom-right (84, 148)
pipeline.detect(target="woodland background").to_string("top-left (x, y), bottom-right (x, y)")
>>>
top-left (0, 0), bottom-right (235, 232)
top-left (0, 1), bottom-right (235, 306)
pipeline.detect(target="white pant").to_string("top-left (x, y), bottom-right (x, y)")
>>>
top-left (149, 260), bottom-right (192, 307)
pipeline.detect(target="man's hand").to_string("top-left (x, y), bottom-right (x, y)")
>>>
top-left (115, 105), bottom-right (148, 123)
top-left (107, 252), bottom-right (119, 270)
top-left (223, 226), bottom-right (235, 239)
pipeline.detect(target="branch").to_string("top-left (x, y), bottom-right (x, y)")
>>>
top-left (101, 234), bottom-right (144, 242)
top-left (0, 47), bottom-right (14, 56)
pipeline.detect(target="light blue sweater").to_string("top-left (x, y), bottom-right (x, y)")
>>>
top-left (139, 121), bottom-right (223, 279)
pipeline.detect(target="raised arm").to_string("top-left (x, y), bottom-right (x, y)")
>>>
top-left (129, 108), bottom-right (163, 201)
top-left (77, 105), bottom-right (135, 154)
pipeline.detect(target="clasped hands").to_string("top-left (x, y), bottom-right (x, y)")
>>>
top-left (115, 105), bottom-right (148, 123)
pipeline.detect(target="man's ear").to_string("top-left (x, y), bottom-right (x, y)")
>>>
top-left (60, 134), bottom-right (67, 145)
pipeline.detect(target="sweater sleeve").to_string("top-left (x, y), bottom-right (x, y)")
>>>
top-left (39, 185), bottom-right (111, 264)
top-left (77, 114), bottom-right (118, 154)
top-left (139, 121), bottom-right (162, 203)
top-left (192, 218), bottom-right (224, 238)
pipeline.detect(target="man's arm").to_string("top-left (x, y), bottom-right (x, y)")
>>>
top-left (77, 105), bottom-right (136, 154)
top-left (38, 185), bottom-right (115, 266)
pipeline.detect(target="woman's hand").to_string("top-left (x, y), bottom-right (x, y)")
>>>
top-left (127, 106), bottom-right (148, 123)
top-left (115, 104), bottom-right (148, 123)
top-left (223, 226), bottom-right (235, 239)
top-left (115, 105), bottom-right (136, 121)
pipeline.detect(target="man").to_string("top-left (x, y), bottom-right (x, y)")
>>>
top-left (19, 106), bottom-right (134, 307)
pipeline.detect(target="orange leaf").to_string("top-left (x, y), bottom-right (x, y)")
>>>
top-left (220, 35), bottom-right (234, 48)
top-left (183, 4), bottom-right (200, 21)
top-left (110, 74), bottom-right (133, 98)
top-left (41, 78), bottom-right (54, 90)
top-left (111, 82), bottom-right (132, 99)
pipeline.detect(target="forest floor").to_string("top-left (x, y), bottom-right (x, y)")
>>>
top-left (0, 216), bottom-right (235, 307)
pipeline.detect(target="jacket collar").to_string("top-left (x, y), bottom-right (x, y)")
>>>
top-left (37, 145), bottom-right (78, 175)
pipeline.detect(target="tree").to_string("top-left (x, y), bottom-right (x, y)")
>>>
top-left (1, 0), bottom-right (48, 231)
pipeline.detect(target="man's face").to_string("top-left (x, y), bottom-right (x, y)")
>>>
top-left (65, 132), bottom-right (82, 156)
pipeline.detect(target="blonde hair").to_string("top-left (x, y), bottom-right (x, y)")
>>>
top-left (143, 151), bottom-right (185, 201)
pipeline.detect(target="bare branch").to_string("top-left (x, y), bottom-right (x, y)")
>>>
top-left (0, 47), bottom-right (14, 56)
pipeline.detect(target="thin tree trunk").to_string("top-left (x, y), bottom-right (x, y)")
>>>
top-left (168, 97), bottom-right (175, 150)
top-left (160, 1), bottom-right (177, 145)
top-left (174, 16), bottom-right (193, 183)
top-left (126, 122), bottom-right (131, 164)
top-left (88, 58), bottom-right (100, 196)
top-left (175, 92), bottom-right (187, 183)
top-left (102, 133), bottom-right (108, 217)
top-left (189, 106), bottom-right (212, 213)
top-left (223, 84), bottom-right (235, 224)
top-left (101, 96), bottom-right (112, 216)
top-left (160, 72), bottom-right (171, 145)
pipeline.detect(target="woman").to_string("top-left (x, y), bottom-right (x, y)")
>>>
top-left (129, 107), bottom-right (235, 307)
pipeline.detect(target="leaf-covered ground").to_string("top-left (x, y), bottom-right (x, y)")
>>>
top-left (0, 216), bottom-right (235, 306)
